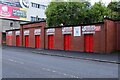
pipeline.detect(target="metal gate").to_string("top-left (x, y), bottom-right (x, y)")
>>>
top-left (35, 35), bottom-right (40, 48)
top-left (84, 34), bottom-right (93, 52)
top-left (48, 35), bottom-right (54, 49)
top-left (16, 36), bottom-right (20, 46)
top-left (64, 34), bottom-right (71, 50)
top-left (25, 36), bottom-right (29, 47)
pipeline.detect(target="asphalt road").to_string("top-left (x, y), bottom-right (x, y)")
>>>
top-left (2, 46), bottom-right (118, 78)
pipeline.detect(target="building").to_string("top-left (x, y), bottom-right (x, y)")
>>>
top-left (0, 0), bottom-right (47, 44)
top-left (0, 0), bottom-right (47, 30)
top-left (6, 18), bottom-right (120, 53)
top-left (27, 0), bottom-right (47, 21)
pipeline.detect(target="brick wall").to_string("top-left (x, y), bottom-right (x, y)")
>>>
top-left (6, 19), bottom-right (119, 53)
top-left (21, 22), bottom-right (46, 48)
top-left (45, 24), bottom-right (105, 53)
top-left (104, 19), bottom-right (117, 53)
top-left (117, 21), bottom-right (120, 51)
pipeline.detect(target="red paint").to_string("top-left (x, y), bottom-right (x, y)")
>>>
top-left (35, 35), bottom-right (40, 48)
top-left (84, 34), bottom-right (93, 52)
top-left (0, 4), bottom-right (24, 20)
top-left (48, 35), bottom-right (54, 49)
top-left (84, 35), bottom-right (89, 52)
top-left (7, 36), bottom-right (12, 46)
top-left (89, 35), bottom-right (93, 52)
top-left (64, 34), bottom-right (71, 50)
top-left (25, 36), bottom-right (29, 47)
top-left (16, 36), bottom-right (20, 46)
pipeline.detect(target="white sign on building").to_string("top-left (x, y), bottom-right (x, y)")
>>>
top-left (34, 29), bottom-right (41, 35)
top-left (74, 26), bottom-right (81, 36)
top-left (82, 25), bottom-right (95, 34)
top-left (15, 31), bottom-right (20, 36)
top-left (7, 31), bottom-right (13, 35)
top-left (46, 28), bottom-right (55, 35)
top-left (62, 27), bottom-right (72, 34)
top-left (24, 30), bottom-right (29, 35)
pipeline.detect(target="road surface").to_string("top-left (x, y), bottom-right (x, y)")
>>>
top-left (2, 46), bottom-right (118, 78)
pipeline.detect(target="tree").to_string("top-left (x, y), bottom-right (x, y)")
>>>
top-left (89, 2), bottom-right (110, 23)
top-left (45, 1), bottom-right (114, 27)
top-left (107, 1), bottom-right (120, 19)
top-left (45, 1), bottom-right (91, 27)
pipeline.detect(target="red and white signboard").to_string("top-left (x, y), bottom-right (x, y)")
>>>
top-left (62, 27), bottom-right (72, 34)
top-left (34, 29), bottom-right (41, 35)
top-left (82, 25), bottom-right (95, 34)
top-left (15, 31), bottom-right (20, 35)
top-left (24, 30), bottom-right (29, 35)
top-left (0, 4), bottom-right (27, 21)
top-left (95, 26), bottom-right (101, 31)
top-left (46, 28), bottom-right (55, 35)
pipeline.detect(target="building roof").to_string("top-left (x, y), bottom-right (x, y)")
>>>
top-left (20, 20), bottom-right (46, 25)
top-left (6, 29), bottom-right (20, 32)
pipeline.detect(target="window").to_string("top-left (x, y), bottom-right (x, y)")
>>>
top-left (31, 16), bottom-right (35, 22)
top-left (31, 16), bottom-right (45, 22)
top-left (31, 2), bottom-right (47, 9)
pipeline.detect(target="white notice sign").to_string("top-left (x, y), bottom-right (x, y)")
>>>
top-left (74, 26), bottom-right (81, 36)
top-left (62, 27), bottom-right (72, 34)
top-left (16, 31), bottom-right (20, 35)
top-left (8, 31), bottom-right (12, 35)
top-left (34, 29), bottom-right (41, 35)
top-left (24, 30), bottom-right (29, 35)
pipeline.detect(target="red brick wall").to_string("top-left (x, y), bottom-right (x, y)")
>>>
top-left (54, 28), bottom-right (64, 50)
top-left (6, 20), bottom-right (119, 53)
top-left (12, 31), bottom-right (16, 46)
top-left (45, 24), bottom-right (106, 53)
top-left (6, 31), bottom-right (16, 46)
top-left (104, 19), bottom-right (117, 53)
top-left (29, 28), bottom-right (35, 48)
top-left (71, 27), bottom-right (84, 52)
top-left (93, 24), bottom-right (106, 53)
top-left (20, 26), bottom-right (23, 47)
top-left (0, 32), bottom-right (2, 45)
top-left (117, 21), bottom-right (120, 51)
top-left (21, 22), bottom-right (46, 48)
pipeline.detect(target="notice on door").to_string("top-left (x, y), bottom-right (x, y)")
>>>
top-left (74, 26), bottom-right (81, 36)
top-left (34, 29), bottom-right (41, 35)
top-left (82, 25), bottom-right (95, 34)
top-left (46, 28), bottom-right (55, 35)
top-left (62, 27), bottom-right (72, 34)
top-left (24, 30), bottom-right (29, 35)
top-left (16, 31), bottom-right (20, 35)
top-left (7, 31), bottom-right (13, 36)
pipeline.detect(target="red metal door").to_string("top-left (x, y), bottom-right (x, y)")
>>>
top-left (84, 34), bottom-right (93, 52)
top-left (89, 35), bottom-right (93, 52)
top-left (64, 34), bottom-right (71, 50)
top-left (25, 36), bottom-right (29, 47)
top-left (35, 35), bottom-right (40, 48)
top-left (84, 35), bottom-right (90, 52)
top-left (16, 36), bottom-right (20, 46)
top-left (48, 35), bottom-right (54, 49)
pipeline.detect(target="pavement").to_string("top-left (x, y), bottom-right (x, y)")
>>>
top-left (32, 49), bottom-right (119, 64)
top-left (2, 46), bottom-right (118, 78)
top-left (3, 46), bottom-right (120, 64)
